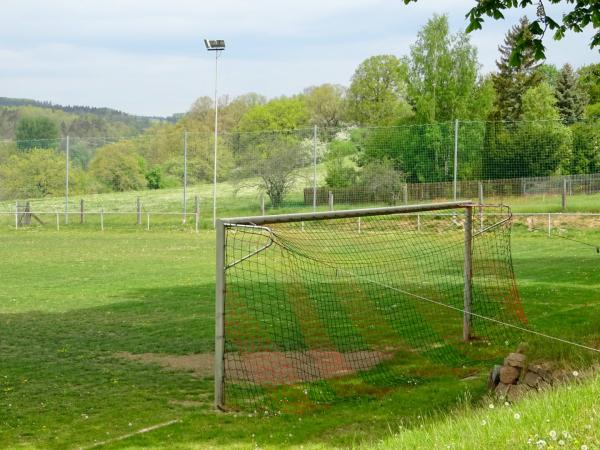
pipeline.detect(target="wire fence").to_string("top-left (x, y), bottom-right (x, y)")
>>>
top-left (1, 118), bottom-right (599, 226)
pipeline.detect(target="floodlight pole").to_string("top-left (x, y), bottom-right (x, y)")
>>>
top-left (213, 49), bottom-right (219, 228)
top-left (65, 135), bottom-right (69, 224)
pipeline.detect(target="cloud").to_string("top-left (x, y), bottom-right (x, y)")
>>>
top-left (1, 0), bottom-right (597, 116)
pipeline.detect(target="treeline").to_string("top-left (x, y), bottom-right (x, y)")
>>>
top-left (0, 15), bottom-right (599, 204)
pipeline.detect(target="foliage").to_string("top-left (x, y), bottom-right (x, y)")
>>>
top-left (145, 166), bottom-right (164, 190)
top-left (15, 116), bottom-right (59, 150)
top-left (577, 63), bottom-right (600, 117)
top-left (303, 84), bottom-right (347, 128)
top-left (233, 135), bottom-right (310, 207)
top-left (346, 55), bottom-right (412, 126)
top-left (407, 15), bottom-right (482, 122)
top-left (359, 159), bottom-right (405, 202)
top-left (236, 97), bottom-right (309, 132)
top-left (536, 63), bottom-right (560, 87)
top-left (89, 141), bottom-right (147, 192)
top-left (521, 82), bottom-right (560, 121)
top-left (555, 64), bottom-right (586, 124)
top-left (570, 119), bottom-right (600, 174)
top-left (403, 0), bottom-right (600, 64)
top-left (492, 17), bottom-right (542, 121)
top-left (0, 149), bottom-right (86, 199)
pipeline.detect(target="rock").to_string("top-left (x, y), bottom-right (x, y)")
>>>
top-left (506, 384), bottom-right (530, 402)
top-left (488, 365), bottom-right (502, 389)
top-left (523, 371), bottom-right (541, 388)
top-left (504, 352), bottom-right (527, 368)
top-left (528, 363), bottom-right (553, 382)
top-left (495, 382), bottom-right (510, 398)
top-left (499, 365), bottom-right (520, 384)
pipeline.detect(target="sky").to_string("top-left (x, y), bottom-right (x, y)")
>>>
top-left (1, 0), bottom-right (598, 117)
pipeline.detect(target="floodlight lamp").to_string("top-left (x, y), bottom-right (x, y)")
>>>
top-left (204, 39), bottom-right (226, 51)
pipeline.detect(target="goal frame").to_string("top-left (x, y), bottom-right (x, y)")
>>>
top-left (214, 200), bottom-right (475, 410)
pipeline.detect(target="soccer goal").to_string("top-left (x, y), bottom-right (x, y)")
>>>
top-left (215, 201), bottom-right (526, 412)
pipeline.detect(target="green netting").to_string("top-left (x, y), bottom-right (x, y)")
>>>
top-left (221, 206), bottom-right (526, 412)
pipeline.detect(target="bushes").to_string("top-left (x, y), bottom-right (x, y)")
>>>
top-left (89, 142), bottom-right (146, 192)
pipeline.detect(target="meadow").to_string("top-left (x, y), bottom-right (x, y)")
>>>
top-left (1, 191), bottom-right (600, 448)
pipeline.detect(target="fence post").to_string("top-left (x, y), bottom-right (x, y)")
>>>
top-left (100, 208), bottom-right (104, 231)
top-left (417, 214), bottom-right (421, 232)
top-left (183, 130), bottom-right (188, 224)
top-left (312, 125), bottom-right (318, 212)
top-left (403, 184), bottom-right (408, 205)
top-left (147, 213), bottom-right (150, 231)
top-left (80, 199), bottom-right (84, 224)
top-left (137, 197), bottom-right (142, 225)
top-left (463, 205), bottom-right (473, 342)
top-left (65, 135), bottom-right (69, 225)
top-left (453, 119), bottom-right (459, 201)
top-left (56, 211), bottom-right (60, 231)
top-left (195, 195), bottom-right (200, 233)
top-left (548, 214), bottom-right (551, 237)
top-left (357, 216), bottom-right (362, 234)
top-left (562, 178), bottom-right (567, 211)
top-left (328, 191), bottom-right (334, 211)
top-left (478, 182), bottom-right (484, 232)
top-left (15, 201), bottom-right (18, 229)
top-left (260, 194), bottom-right (265, 216)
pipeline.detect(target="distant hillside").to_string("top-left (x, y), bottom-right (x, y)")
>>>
top-left (0, 97), bottom-right (181, 139)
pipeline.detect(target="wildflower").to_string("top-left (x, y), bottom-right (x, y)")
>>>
top-left (536, 439), bottom-right (547, 447)
top-left (573, 371), bottom-right (579, 377)
top-left (504, 401), bottom-right (510, 407)
top-left (480, 419), bottom-right (487, 426)
top-left (514, 413), bottom-right (521, 420)
top-left (558, 440), bottom-right (565, 446)
top-left (581, 445), bottom-right (589, 450)
top-left (549, 430), bottom-right (557, 440)
top-left (489, 403), bottom-right (495, 409)
top-left (562, 431), bottom-right (570, 439)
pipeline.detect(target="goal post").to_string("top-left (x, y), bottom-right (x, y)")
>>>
top-left (214, 201), bottom-right (522, 412)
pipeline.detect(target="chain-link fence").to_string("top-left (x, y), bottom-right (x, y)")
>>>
top-left (1, 118), bottom-right (598, 229)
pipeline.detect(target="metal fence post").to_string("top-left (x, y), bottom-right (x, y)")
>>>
top-left (261, 194), bottom-right (265, 216)
top-left (453, 119), bottom-right (459, 201)
top-left (215, 220), bottom-right (226, 410)
top-left (312, 125), bottom-right (318, 212)
top-left (562, 178), bottom-right (567, 211)
top-left (183, 130), bottom-right (188, 224)
top-left (328, 191), bottom-right (334, 211)
top-left (65, 135), bottom-right (69, 224)
top-left (463, 205), bottom-right (473, 342)
top-left (80, 199), bottom-right (85, 224)
top-left (100, 208), bottom-right (104, 231)
top-left (403, 184), bottom-right (408, 205)
top-left (137, 197), bottom-right (142, 225)
top-left (478, 182), bottom-right (484, 232)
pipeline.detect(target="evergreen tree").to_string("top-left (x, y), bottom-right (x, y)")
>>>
top-left (555, 63), bottom-right (586, 124)
top-left (491, 17), bottom-right (541, 121)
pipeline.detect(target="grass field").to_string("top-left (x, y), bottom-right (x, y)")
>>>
top-left (1, 214), bottom-right (599, 448)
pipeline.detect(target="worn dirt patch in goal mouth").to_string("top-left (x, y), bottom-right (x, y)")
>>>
top-left (115, 350), bottom-right (391, 384)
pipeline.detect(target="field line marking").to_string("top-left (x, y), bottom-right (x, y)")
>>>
top-left (78, 418), bottom-right (180, 449)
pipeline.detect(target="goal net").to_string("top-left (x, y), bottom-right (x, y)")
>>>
top-left (215, 202), bottom-right (526, 412)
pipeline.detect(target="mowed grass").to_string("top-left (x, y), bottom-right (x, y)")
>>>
top-left (0, 222), bottom-right (599, 448)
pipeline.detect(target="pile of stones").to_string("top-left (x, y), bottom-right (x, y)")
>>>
top-left (488, 352), bottom-right (577, 402)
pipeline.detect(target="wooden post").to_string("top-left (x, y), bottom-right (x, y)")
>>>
top-left (548, 214), bottom-right (551, 237)
top-left (195, 196), bottom-right (200, 233)
top-left (137, 197), bottom-right (142, 225)
top-left (463, 206), bottom-right (473, 342)
top-left (562, 178), bottom-right (567, 211)
top-left (260, 194), bottom-right (265, 216)
top-left (80, 199), bottom-right (84, 224)
top-left (100, 208), bottom-right (104, 231)
top-left (15, 201), bottom-right (18, 230)
top-left (328, 191), bottom-right (334, 211)
top-left (147, 213), bottom-right (150, 231)
top-left (56, 211), bottom-right (60, 231)
top-left (403, 184), bottom-right (408, 205)
top-left (478, 182), bottom-right (484, 232)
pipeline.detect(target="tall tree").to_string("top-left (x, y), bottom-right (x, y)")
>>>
top-left (346, 55), bottom-right (412, 126)
top-left (403, 0), bottom-right (600, 64)
top-left (303, 84), bottom-right (347, 129)
top-left (555, 64), bottom-right (586, 124)
top-left (407, 14), bottom-right (481, 122)
top-left (15, 116), bottom-right (59, 151)
top-left (236, 97), bottom-right (309, 132)
top-left (577, 63), bottom-right (600, 117)
top-left (492, 17), bottom-right (542, 121)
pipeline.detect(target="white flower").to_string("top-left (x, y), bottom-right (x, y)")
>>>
top-left (558, 440), bottom-right (565, 446)
top-left (504, 401), bottom-right (510, 406)
top-left (481, 419), bottom-right (487, 426)
top-left (562, 431), bottom-right (570, 439)
top-left (514, 413), bottom-right (521, 420)
top-left (549, 430), bottom-right (557, 440)
top-left (581, 445), bottom-right (589, 450)
top-left (489, 404), bottom-right (495, 409)
top-left (572, 371), bottom-right (579, 377)
top-left (536, 439), bottom-right (547, 447)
